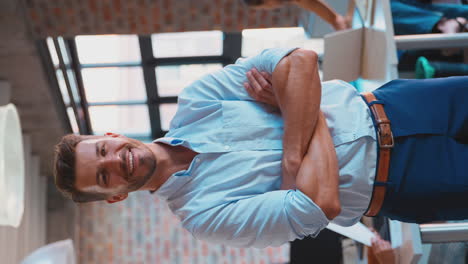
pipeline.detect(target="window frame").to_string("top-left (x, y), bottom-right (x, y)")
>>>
top-left (38, 32), bottom-right (242, 139)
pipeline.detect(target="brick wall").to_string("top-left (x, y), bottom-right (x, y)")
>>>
top-left (77, 191), bottom-right (289, 264)
top-left (25, 0), bottom-right (301, 37)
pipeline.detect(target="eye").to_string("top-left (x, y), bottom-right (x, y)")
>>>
top-left (100, 144), bottom-right (107, 156)
top-left (101, 171), bottom-right (108, 186)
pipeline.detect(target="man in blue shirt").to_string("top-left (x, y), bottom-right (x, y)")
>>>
top-left (53, 47), bottom-right (468, 248)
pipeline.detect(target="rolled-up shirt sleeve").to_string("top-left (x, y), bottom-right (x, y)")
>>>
top-left (184, 189), bottom-right (329, 248)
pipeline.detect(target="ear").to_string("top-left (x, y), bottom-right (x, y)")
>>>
top-left (106, 193), bottom-right (128, 204)
top-left (105, 132), bottom-right (121, 138)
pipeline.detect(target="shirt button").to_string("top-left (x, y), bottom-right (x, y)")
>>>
top-left (224, 145), bottom-right (230, 150)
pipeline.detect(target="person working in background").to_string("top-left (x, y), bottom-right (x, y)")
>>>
top-left (391, 0), bottom-right (467, 35)
top-left (243, 0), bottom-right (352, 30)
top-left (391, 0), bottom-right (468, 78)
top-left (368, 230), bottom-right (397, 264)
top-left (54, 47), bottom-right (468, 248)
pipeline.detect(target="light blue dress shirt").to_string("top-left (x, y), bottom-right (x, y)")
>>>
top-left (155, 48), bottom-right (377, 248)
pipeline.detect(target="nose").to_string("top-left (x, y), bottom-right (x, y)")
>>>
top-left (100, 151), bottom-right (124, 175)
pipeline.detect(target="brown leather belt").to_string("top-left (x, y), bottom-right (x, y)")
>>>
top-left (362, 92), bottom-right (394, 217)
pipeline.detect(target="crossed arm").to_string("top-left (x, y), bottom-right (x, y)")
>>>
top-left (244, 49), bottom-right (341, 220)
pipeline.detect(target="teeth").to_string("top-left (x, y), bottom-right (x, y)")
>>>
top-left (129, 150), bottom-right (134, 174)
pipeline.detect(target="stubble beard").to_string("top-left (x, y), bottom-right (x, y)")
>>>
top-left (125, 141), bottom-right (157, 192)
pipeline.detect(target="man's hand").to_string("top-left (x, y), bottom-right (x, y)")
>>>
top-left (370, 230), bottom-right (397, 264)
top-left (244, 69), bottom-right (278, 107)
top-left (333, 14), bottom-right (351, 31)
top-left (295, 111), bottom-right (341, 220)
top-left (281, 158), bottom-right (300, 190)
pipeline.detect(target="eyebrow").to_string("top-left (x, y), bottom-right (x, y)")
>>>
top-left (95, 142), bottom-right (99, 157)
top-left (95, 143), bottom-right (101, 185)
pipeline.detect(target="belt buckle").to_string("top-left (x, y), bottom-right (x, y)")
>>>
top-left (377, 128), bottom-right (394, 149)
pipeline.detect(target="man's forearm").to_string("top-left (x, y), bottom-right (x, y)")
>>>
top-left (295, 0), bottom-right (344, 30)
top-left (272, 49), bottom-right (322, 188)
top-left (296, 111), bottom-right (341, 220)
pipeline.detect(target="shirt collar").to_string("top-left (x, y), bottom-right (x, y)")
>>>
top-left (153, 137), bottom-right (186, 146)
top-left (151, 137), bottom-right (196, 198)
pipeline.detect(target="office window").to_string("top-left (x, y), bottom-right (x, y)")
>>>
top-left (43, 32), bottom-right (240, 139)
top-left (152, 31), bottom-right (223, 58)
top-left (76, 35), bottom-right (141, 64)
top-left (241, 27), bottom-right (305, 57)
top-left (155, 63), bottom-right (222, 96)
top-left (89, 105), bottom-right (151, 135)
top-left (159, 104), bottom-right (178, 131)
top-left (81, 67), bottom-right (147, 103)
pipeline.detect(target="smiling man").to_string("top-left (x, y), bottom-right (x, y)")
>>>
top-left (55, 132), bottom-right (197, 203)
top-left (58, 133), bottom-right (156, 202)
top-left (54, 47), bottom-right (468, 248)
top-left (55, 48), bottom-right (343, 248)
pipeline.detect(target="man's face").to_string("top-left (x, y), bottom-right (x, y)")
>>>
top-left (74, 135), bottom-right (156, 199)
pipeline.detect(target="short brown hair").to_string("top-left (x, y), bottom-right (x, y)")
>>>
top-left (54, 134), bottom-right (107, 203)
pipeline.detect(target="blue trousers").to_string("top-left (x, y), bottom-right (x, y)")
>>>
top-left (391, 0), bottom-right (468, 35)
top-left (370, 76), bottom-right (468, 223)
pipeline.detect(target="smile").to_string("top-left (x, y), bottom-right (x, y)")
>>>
top-left (127, 148), bottom-right (135, 176)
